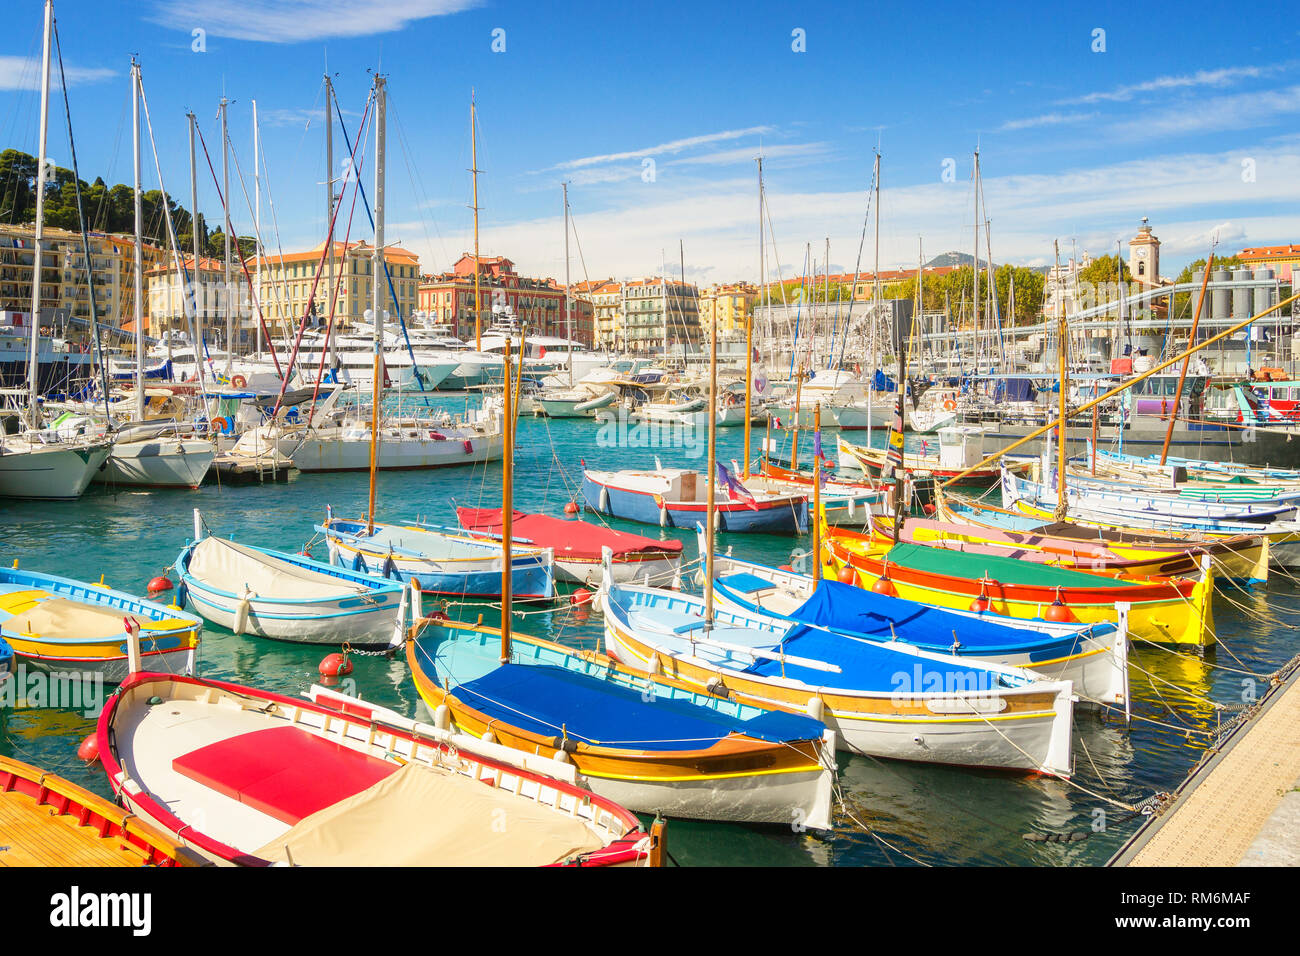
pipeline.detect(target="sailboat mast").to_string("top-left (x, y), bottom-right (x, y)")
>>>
top-left (188, 112), bottom-right (203, 388)
top-left (131, 58), bottom-right (144, 422)
top-left (972, 149), bottom-right (980, 364)
top-left (253, 98), bottom-right (263, 356)
top-left (471, 93), bottom-right (482, 352)
top-left (872, 150), bottom-right (881, 371)
top-left (26, 0), bottom-right (53, 418)
top-left (661, 249), bottom-right (668, 360)
top-left (563, 181), bottom-right (572, 386)
top-left (220, 96), bottom-right (232, 370)
top-left (747, 156), bottom-right (762, 477)
top-left (325, 74), bottom-right (337, 370)
top-left (367, 75), bottom-right (387, 535)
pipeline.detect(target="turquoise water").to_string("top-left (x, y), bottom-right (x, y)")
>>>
top-left (2, 396), bottom-right (1297, 866)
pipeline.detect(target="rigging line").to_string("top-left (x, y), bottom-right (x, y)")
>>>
top-left (256, 88), bottom-right (374, 416)
top-left (136, 71), bottom-right (214, 408)
top-left (191, 122), bottom-right (284, 380)
top-left (388, 96), bottom-right (451, 278)
top-left (255, 107), bottom-right (310, 362)
top-left (50, 21), bottom-right (112, 425)
top-left (333, 91), bottom-right (432, 404)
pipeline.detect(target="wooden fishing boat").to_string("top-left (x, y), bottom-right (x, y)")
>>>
top-left (1003, 464), bottom-right (1297, 525)
top-left (407, 615), bottom-right (837, 827)
top-left (740, 459), bottom-right (886, 526)
top-left (176, 509), bottom-right (408, 648)
top-left (599, 573), bottom-right (1076, 775)
top-left (320, 513), bottom-right (555, 601)
top-left (0, 566), bottom-right (200, 681)
top-left (933, 490), bottom-right (1273, 582)
top-left (98, 669), bottom-right (659, 866)
top-left (872, 512), bottom-right (1270, 584)
top-left (822, 526), bottom-right (1215, 648)
top-left (838, 431), bottom-right (1030, 489)
top-left (703, 549), bottom-right (1129, 708)
top-left (582, 466), bottom-right (808, 533)
top-left (456, 507), bottom-right (684, 587)
top-left (0, 754), bottom-right (205, 867)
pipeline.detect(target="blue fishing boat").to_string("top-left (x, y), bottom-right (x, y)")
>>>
top-left (704, 548), bottom-right (1129, 708)
top-left (0, 636), bottom-right (13, 692)
top-left (581, 466), bottom-right (808, 533)
top-left (319, 512), bottom-right (556, 601)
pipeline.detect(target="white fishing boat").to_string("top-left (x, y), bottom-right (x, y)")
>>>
top-left (176, 509), bottom-right (408, 648)
top-left (94, 421), bottom-right (215, 489)
top-left (0, 428), bottom-right (111, 499)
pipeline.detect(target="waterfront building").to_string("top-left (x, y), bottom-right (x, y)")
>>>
top-left (253, 240), bottom-right (420, 349)
top-left (1238, 244), bottom-right (1300, 284)
top-left (417, 254), bottom-right (595, 345)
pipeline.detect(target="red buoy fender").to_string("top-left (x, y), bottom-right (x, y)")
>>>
top-left (147, 575), bottom-right (173, 594)
top-left (319, 651), bottom-right (353, 677)
top-left (77, 734), bottom-right (99, 764)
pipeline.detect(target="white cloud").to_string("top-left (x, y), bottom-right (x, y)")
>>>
top-left (998, 111), bottom-right (1097, 132)
top-left (405, 142), bottom-right (1300, 284)
top-left (0, 55), bottom-right (115, 91)
top-left (1060, 64), bottom-right (1290, 105)
top-left (546, 126), bottom-right (774, 172)
top-left (147, 0), bottom-right (479, 44)
top-left (666, 142), bottom-right (829, 167)
top-left (1111, 84), bottom-right (1300, 139)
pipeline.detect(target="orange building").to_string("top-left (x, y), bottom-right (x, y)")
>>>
top-left (417, 253), bottom-right (595, 345)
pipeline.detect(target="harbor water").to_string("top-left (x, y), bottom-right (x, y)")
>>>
top-left (2, 395), bottom-right (1296, 866)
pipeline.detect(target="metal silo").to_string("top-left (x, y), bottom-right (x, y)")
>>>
top-left (1212, 268), bottom-right (1232, 321)
top-left (1254, 267), bottom-right (1276, 316)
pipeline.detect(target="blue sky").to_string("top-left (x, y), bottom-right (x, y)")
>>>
top-left (3, 0), bottom-right (1299, 286)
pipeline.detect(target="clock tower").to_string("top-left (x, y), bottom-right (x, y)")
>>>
top-left (1128, 217), bottom-right (1160, 286)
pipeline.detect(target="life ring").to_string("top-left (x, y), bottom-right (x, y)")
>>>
top-left (942, 399), bottom-right (957, 412)
top-left (211, 416), bottom-right (233, 434)
top-left (231, 374), bottom-right (248, 389)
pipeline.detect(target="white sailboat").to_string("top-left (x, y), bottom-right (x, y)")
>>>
top-left (0, 1), bottom-right (110, 500)
top-left (95, 59), bottom-right (215, 490)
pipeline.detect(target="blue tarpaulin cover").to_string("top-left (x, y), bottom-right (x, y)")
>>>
top-left (455, 663), bottom-right (824, 749)
top-left (782, 579), bottom-right (1090, 662)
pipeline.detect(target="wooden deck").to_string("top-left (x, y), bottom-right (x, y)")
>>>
top-left (0, 788), bottom-right (151, 867)
top-left (1110, 656), bottom-right (1300, 866)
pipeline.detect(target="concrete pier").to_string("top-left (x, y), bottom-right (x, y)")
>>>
top-left (1109, 656), bottom-right (1300, 867)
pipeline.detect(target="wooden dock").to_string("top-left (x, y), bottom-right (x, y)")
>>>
top-left (1109, 655), bottom-right (1300, 867)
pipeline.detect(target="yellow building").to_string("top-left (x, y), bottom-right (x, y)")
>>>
top-left (0, 223), bottom-right (164, 337)
top-left (699, 282), bottom-right (758, 333)
top-left (145, 255), bottom-right (226, 340)
top-left (1238, 244), bottom-right (1300, 284)
top-left (254, 240), bottom-right (420, 344)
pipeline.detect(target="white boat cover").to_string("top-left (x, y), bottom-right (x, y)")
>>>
top-left (189, 537), bottom-right (368, 600)
top-left (253, 761), bottom-right (606, 866)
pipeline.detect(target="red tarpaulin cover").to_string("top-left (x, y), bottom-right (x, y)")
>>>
top-left (457, 508), bottom-right (683, 562)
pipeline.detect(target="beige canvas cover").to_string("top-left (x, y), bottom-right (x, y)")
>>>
top-left (189, 537), bottom-right (367, 600)
top-left (0, 597), bottom-right (126, 640)
top-left (254, 761), bottom-right (606, 866)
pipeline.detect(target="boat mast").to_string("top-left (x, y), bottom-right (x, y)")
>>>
top-left (747, 156), bottom-right (762, 478)
top-left (253, 99), bottom-right (262, 356)
top-left (188, 112), bottom-right (204, 388)
top-left (704, 261), bottom-right (717, 633)
top-left (220, 96), bottom-right (232, 371)
top-left (470, 92), bottom-right (482, 352)
top-left (131, 58), bottom-right (145, 423)
top-left (972, 148), bottom-right (980, 367)
top-left (661, 248), bottom-right (668, 361)
top-left (812, 402), bottom-right (821, 583)
top-left (325, 72), bottom-right (337, 370)
top-left (563, 181), bottom-right (572, 386)
top-left (500, 314), bottom-right (514, 662)
top-left (367, 75), bottom-right (386, 535)
top-left (1160, 249), bottom-right (1215, 465)
top-left (872, 150), bottom-right (881, 378)
top-left (26, 0), bottom-right (54, 421)
top-left (1053, 240), bottom-right (1067, 522)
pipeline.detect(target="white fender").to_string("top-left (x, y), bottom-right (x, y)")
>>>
top-left (233, 586), bottom-right (252, 636)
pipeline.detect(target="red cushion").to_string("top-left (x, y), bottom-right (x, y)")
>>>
top-left (172, 726), bottom-right (398, 825)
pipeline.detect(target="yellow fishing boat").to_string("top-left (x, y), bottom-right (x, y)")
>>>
top-left (822, 524), bottom-right (1215, 648)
